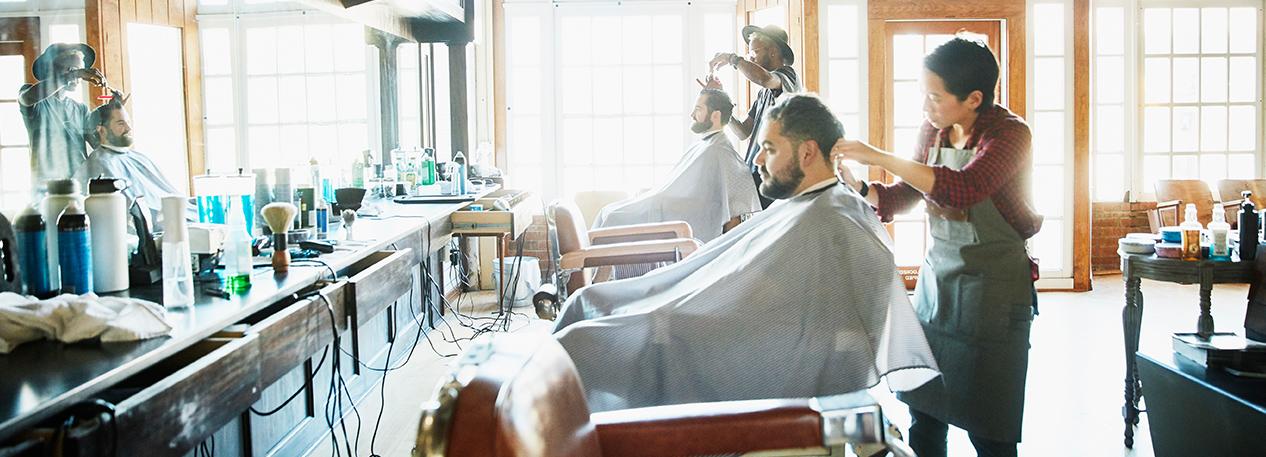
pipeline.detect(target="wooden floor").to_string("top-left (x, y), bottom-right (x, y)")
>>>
top-left (311, 275), bottom-right (1253, 457)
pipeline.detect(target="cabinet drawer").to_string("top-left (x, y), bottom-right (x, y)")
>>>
top-left (246, 282), bottom-right (348, 387)
top-left (346, 249), bottom-right (413, 327)
top-left (111, 334), bottom-right (261, 456)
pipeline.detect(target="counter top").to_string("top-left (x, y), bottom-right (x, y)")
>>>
top-left (0, 193), bottom-right (479, 442)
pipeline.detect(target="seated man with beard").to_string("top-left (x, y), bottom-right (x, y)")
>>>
top-left (592, 89), bottom-right (761, 243)
top-left (75, 101), bottom-right (185, 220)
top-left (553, 94), bottom-right (939, 413)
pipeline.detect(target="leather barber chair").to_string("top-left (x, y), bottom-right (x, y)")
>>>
top-left (413, 333), bottom-right (915, 457)
top-left (533, 200), bottom-right (701, 320)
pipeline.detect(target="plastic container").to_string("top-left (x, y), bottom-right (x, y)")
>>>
top-left (1210, 205), bottom-right (1231, 261)
top-left (57, 200), bottom-right (93, 294)
top-left (223, 199), bottom-right (253, 292)
top-left (162, 196), bottom-right (195, 308)
top-left (1180, 204), bottom-right (1202, 261)
top-left (492, 256), bottom-right (541, 308)
top-left (1119, 238), bottom-right (1156, 255)
top-left (1160, 227), bottom-right (1183, 244)
top-left (1240, 191), bottom-right (1258, 261)
top-left (42, 179), bottom-right (83, 289)
top-left (14, 205), bottom-right (53, 298)
top-left (85, 177), bottom-right (130, 292)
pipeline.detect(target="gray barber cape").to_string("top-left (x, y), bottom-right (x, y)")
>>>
top-left (593, 131), bottom-right (760, 243)
top-left (554, 182), bottom-right (939, 412)
top-left (76, 145), bottom-right (183, 215)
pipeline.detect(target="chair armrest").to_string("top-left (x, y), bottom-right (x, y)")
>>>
top-left (1155, 199), bottom-right (1181, 211)
top-left (588, 221), bottom-right (693, 245)
top-left (591, 399), bottom-right (823, 457)
top-left (559, 238), bottom-right (701, 270)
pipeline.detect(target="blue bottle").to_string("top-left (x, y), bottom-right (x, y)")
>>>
top-left (57, 200), bottom-right (93, 294)
top-left (14, 205), bottom-right (54, 298)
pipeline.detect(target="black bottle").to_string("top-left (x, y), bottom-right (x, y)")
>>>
top-left (1240, 190), bottom-right (1257, 260)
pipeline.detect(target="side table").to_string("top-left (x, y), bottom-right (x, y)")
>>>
top-left (1118, 252), bottom-right (1253, 448)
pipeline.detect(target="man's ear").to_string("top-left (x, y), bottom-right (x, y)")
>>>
top-left (799, 140), bottom-right (820, 167)
top-left (710, 110), bottom-right (722, 126)
top-left (96, 124), bottom-right (107, 137)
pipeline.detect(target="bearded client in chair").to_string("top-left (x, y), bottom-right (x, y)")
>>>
top-left (553, 94), bottom-right (940, 413)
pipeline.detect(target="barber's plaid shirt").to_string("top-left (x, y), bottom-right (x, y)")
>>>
top-left (873, 105), bottom-right (1043, 280)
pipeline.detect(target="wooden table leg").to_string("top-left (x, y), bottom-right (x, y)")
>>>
top-left (1198, 270), bottom-right (1216, 336)
top-left (496, 234), bottom-right (505, 315)
top-left (1123, 274), bottom-right (1144, 448)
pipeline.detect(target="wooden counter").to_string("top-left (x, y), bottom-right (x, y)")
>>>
top-left (0, 193), bottom-right (481, 455)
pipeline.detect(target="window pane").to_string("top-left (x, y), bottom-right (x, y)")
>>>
top-left (1172, 155), bottom-right (1198, 179)
top-left (652, 65), bottom-right (682, 114)
top-left (1093, 56), bottom-right (1123, 104)
top-left (512, 165), bottom-right (542, 194)
top-left (248, 126), bottom-right (280, 169)
top-left (621, 16), bottom-right (652, 65)
top-left (652, 15), bottom-right (682, 64)
top-left (828, 60), bottom-right (860, 113)
top-left (1229, 57), bottom-right (1257, 103)
top-left (277, 75), bottom-right (307, 123)
top-left (247, 77), bottom-right (278, 124)
top-left (654, 115), bottom-right (683, 165)
top-left (337, 123), bottom-right (367, 160)
top-left (892, 221), bottom-right (925, 266)
top-left (894, 128), bottom-right (919, 160)
top-left (1034, 57), bottom-right (1064, 110)
top-left (514, 66), bottom-right (543, 115)
top-left (592, 17), bottom-right (621, 66)
top-left (1033, 3), bottom-right (1064, 56)
top-left (1142, 154), bottom-right (1169, 195)
top-left (1032, 111), bottom-right (1066, 166)
top-left (1229, 154), bottom-right (1254, 179)
top-left (1172, 57), bottom-right (1199, 103)
top-left (593, 166), bottom-right (625, 191)
top-left (562, 118), bottom-right (594, 164)
top-left (0, 102), bottom-right (26, 146)
top-left (894, 81), bottom-right (923, 128)
top-left (1200, 105), bottom-right (1227, 152)
top-left (560, 17), bottom-right (592, 66)
top-left (205, 128), bottom-right (235, 171)
top-left (2, 148), bottom-right (31, 196)
top-left (246, 27), bottom-right (277, 75)
top-left (279, 125), bottom-right (309, 164)
top-left (511, 17), bottom-right (542, 67)
top-left (1143, 57), bottom-right (1170, 104)
top-left (510, 116), bottom-right (542, 165)
top-left (335, 74), bottom-right (366, 120)
top-left (704, 13), bottom-right (734, 59)
top-left (1172, 8), bottom-right (1199, 54)
top-left (1172, 107), bottom-right (1199, 152)
top-left (560, 68), bottom-right (590, 115)
top-left (1200, 8), bottom-right (1227, 54)
top-left (1200, 153), bottom-right (1226, 184)
top-left (1201, 57), bottom-right (1227, 103)
top-left (276, 25), bottom-right (305, 73)
top-left (201, 28), bottom-right (232, 75)
top-left (626, 166), bottom-right (653, 192)
top-left (623, 116), bottom-right (654, 165)
top-left (827, 5), bottom-right (859, 59)
top-left (592, 67), bottom-right (622, 115)
top-left (332, 24), bottom-right (365, 72)
top-left (1143, 106), bottom-right (1171, 153)
top-left (1031, 219), bottom-right (1064, 271)
top-left (204, 77), bottom-right (234, 125)
top-left (1033, 165), bottom-right (1065, 217)
top-left (1096, 105), bottom-right (1123, 153)
top-left (563, 166), bottom-right (594, 197)
top-left (622, 66), bottom-right (653, 115)
top-left (1142, 8), bottom-right (1169, 55)
top-left (1228, 105), bottom-right (1257, 151)
top-left (1094, 153), bottom-right (1122, 202)
top-left (892, 35), bottom-right (924, 81)
top-left (592, 118), bottom-right (621, 164)
top-left (306, 75), bottom-right (335, 122)
top-left (1229, 8), bottom-right (1257, 54)
top-left (304, 25), bottom-right (334, 73)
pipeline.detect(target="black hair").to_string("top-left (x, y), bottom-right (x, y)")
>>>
top-left (923, 36), bottom-right (999, 112)
top-left (765, 94), bottom-right (844, 163)
top-left (85, 101), bottom-right (124, 149)
top-left (699, 89), bottom-right (733, 125)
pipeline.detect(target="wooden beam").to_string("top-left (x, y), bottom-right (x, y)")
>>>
top-left (184, 0), bottom-right (204, 186)
top-left (1073, 0), bottom-right (1091, 291)
top-left (492, 0), bottom-right (506, 171)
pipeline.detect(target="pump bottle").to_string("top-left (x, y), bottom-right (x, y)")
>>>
top-left (1180, 203), bottom-right (1203, 261)
top-left (1240, 191), bottom-right (1258, 261)
top-left (1209, 205), bottom-right (1231, 261)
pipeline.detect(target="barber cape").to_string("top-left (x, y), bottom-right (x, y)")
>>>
top-left (593, 131), bottom-right (761, 243)
top-left (76, 145), bottom-right (183, 217)
top-left (554, 182), bottom-right (939, 412)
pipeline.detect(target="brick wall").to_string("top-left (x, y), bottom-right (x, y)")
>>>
top-left (1091, 201), bottom-right (1156, 274)
top-left (505, 215), bottom-right (550, 279)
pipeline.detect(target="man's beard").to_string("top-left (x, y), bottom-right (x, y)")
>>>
top-left (105, 130), bottom-right (134, 148)
top-left (690, 119), bottom-right (714, 134)
top-left (758, 159), bottom-right (804, 200)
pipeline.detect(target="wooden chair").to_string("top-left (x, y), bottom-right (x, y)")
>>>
top-left (1216, 179), bottom-right (1266, 210)
top-left (413, 332), bottom-right (915, 457)
top-left (1150, 180), bottom-right (1238, 232)
top-left (534, 200), bottom-right (701, 319)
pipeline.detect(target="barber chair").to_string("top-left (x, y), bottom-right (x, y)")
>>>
top-left (413, 333), bottom-right (915, 457)
top-left (533, 200), bottom-right (701, 320)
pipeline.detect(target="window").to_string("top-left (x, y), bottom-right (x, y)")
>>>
top-left (1029, 1), bottom-right (1073, 275)
top-left (1094, 1), bottom-right (1263, 201)
top-left (504, 1), bottom-right (736, 202)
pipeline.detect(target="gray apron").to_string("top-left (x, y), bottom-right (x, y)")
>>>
top-left (896, 138), bottom-right (1034, 443)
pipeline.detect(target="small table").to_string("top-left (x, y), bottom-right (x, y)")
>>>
top-left (1118, 252), bottom-right (1254, 448)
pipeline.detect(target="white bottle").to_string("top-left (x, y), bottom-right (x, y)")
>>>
top-left (162, 196), bottom-right (195, 308)
top-left (42, 179), bottom-right (84, 290)
top-left (1209, 205), bottom-right (1231, 261)
top-left (84, 177), bottom-right (130, 292)
top-left (223, 199), bottom-right (253, 292)
top-left (1180, 203), bottom-right (1203, 261)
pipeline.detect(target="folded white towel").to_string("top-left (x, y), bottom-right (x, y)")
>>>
top-left (0, 292), bottom-right (173, 354)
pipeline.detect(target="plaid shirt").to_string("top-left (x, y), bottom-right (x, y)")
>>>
top-left (873, 105), bottom-right (1043, 280)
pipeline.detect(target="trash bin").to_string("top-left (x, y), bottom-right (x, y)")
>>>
top-left (492, 256), bottom-right (541, 308)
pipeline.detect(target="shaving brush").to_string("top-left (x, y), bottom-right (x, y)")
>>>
top-left (342, 209), bottom-right (356, 240)
top-left (261, 202), bottom-right (299, 273)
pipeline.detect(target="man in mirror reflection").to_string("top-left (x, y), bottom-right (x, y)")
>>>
top-left (76, 101), bottom-right (181, 220)
top-left (19, 43), bottom-right (126, 192)
top-left (705, 24), bottom-right (801, 210)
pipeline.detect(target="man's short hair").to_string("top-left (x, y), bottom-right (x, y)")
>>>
top-left (924, 35), bottom-right (999, 112)
top-left (85, 101), bottom-right (124, 148)
top-left (699, 89), bottom-right (733, 125)
top-left (766, 94), bottom-right (844, 163)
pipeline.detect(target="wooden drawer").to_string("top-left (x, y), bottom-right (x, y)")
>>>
top-left (450, 189), bottom-right (534, 238)
top-left (244, 281), bottom-right (349, 388)
top-left (110, 334), bottom-right (260, 456)
top-left (346, 249), bottom-right (414, 327)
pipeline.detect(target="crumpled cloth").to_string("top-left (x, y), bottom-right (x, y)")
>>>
top-left (0, 292), bottom-right (173, 354)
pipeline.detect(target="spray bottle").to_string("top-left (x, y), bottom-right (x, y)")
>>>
top-left (223, 199), bottom-right (253, 292)
top-left (162, 196), bottom-right (194, 308)
top-left (57, 200), bottom-right (93, 294)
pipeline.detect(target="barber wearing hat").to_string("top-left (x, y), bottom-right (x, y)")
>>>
top-left (18, 43), bottom-right (125, 191)
top-left (705, 25), bottom-right (800, 209)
